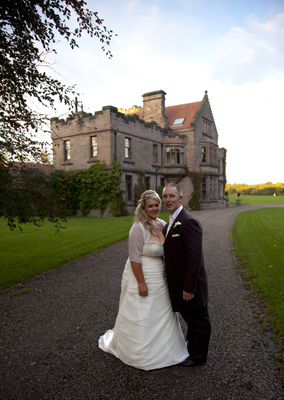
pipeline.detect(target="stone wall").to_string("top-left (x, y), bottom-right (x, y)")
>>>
top-left (142, 90), bottom-right (169, 129)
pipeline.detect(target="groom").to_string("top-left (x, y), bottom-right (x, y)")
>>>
top-left (162, 183), bottom-right (211, 367)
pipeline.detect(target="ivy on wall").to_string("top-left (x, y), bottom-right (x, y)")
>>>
top-left (156, 185), bottom-right (164, 200)
top-left (109, 154), bottom-right (128, 217)
top-left (184, 168), bottom-right (207, 211)
top-left (134, 170), bottom-right (146, 205)
top-left (71, 154), bottom-right (127, 217)
top-left (222, 149), bottom-right (227, 194)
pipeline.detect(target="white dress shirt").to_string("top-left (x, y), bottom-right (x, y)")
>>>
top-left (166, 205), bottom-right (183, 236)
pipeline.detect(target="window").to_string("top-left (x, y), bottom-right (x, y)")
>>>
top-left (160, 177), bottom-right (165, 187)
top-left (209, 177), bottom-right (217, 200)
top-left (165, 146), bottom-right (185, 165)
top-left (166, 146), bottom-right (174, 164)
top-left (172, 118), bottom-right (185, 127)
top-left (176, 147), bottom-right (184, 164)
top-left (153, 144), bottom-right (158, 163)
top-left (64, 140), bottom-right (71, 161)
top-left (125, 175), bottom-right (132, 200)
top-left (125, 138), bottom-right (131, 159)
top-left (145, 177), bottom-right (150, 190)
top-left (213, 178), bottom-right (216, 199)
top-left (203, 120), bottom-right (211, 135)
top-left (201, 147), bottom-right (206, 163)
top-left (202, 178), bottom-right (206, 200)
top-left (91, 136), bottom-right (97, 157)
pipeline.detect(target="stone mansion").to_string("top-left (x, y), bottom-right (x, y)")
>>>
top-left (51, 90), bottom-right (227, 213)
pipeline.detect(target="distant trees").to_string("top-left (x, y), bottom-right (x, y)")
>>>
top-left (41, 150), bottom-right (51, 164)
top-left (226, 182), bottom-right (284, 196)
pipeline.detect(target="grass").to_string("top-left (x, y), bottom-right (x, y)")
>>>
top-left (233, 208), bottom-right (284, 346)
top-left (0, 212), bottom-right (169, 291)
top-left (229, 194), bottom-right (284, 205)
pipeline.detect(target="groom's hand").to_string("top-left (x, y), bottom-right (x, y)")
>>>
top-left (183, 291), bottom-right (194, 301)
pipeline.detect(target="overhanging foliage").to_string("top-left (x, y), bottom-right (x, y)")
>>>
top-left (0, 0), bottom-right (116, 228)
top-left (0, 0), bottom-right (115, 161)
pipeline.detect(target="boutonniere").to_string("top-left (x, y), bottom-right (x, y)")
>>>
top-left (170, 221), bottom-right (182, 234)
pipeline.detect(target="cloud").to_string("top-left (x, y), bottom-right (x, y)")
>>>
top-left (37, 0), bottom-right (284, 184)
top-left (211, 13), bottom-right (284, 84)
top-left (208, 77), bottom-right (284, 184)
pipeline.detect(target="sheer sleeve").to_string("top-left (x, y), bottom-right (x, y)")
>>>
top-left (128, 222), bottom-right (145, 263)
top-left (157, 218), bottom-right (166, 227)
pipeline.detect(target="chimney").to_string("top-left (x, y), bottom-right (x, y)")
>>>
top-left (142, 90), bottom-right (168, 129)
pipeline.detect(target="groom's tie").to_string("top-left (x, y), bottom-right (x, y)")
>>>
top-left (166, 216), bottom-right (174, 236)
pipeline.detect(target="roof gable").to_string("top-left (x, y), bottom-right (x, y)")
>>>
top-left (165, 101), bottom-right (202, 130)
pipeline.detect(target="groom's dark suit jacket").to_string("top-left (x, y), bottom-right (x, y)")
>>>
top-left (163, 208), bottom-right (208, 312)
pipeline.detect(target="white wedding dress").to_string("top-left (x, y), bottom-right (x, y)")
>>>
top-left (98, 220), bottom-right (188, 370)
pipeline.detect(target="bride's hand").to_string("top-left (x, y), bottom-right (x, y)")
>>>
top-left (139, 283), bottom-right (148, 297)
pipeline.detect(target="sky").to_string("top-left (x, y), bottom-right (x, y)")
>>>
top-left (41, 0), bottom-right (284, 185)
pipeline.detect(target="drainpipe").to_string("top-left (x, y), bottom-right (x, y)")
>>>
top-left (155, 144), bottom-right (163, 190)
top-left (114, 131), bottom-right (117, 161)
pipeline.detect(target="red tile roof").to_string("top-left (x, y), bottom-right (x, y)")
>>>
top-left (165, 101), bottom-right (202, 130)
top-left (126, 101), bottom-right (202, 130)
top-left (12, 162), bottom-right (54, 174)
top-left (131, 110), bottom-right (144, 119)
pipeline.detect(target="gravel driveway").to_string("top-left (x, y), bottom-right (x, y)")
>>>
top-left (1, 205), bottom-right (284, 400)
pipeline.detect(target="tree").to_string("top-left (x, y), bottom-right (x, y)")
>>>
top-left (41, 149), bottom-right (51, 164)
top-left (0, 0), bottom-right (116, 162)
top-left (0, 1), bottom-right (116, 228)
top-left (0, 158), bottom-right (70, 230)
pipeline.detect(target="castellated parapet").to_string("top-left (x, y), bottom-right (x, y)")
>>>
top-left (51, 105), bottom-right (167, 173)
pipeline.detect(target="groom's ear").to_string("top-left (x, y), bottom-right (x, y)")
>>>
top-left (179, 195), bottom-right (183, 203)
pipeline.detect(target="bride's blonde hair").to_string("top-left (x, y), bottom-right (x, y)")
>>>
top-left (134, 190), bottom-right (161, 233)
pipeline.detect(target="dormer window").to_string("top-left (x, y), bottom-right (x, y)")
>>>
top-left (172, 118), bottom-right (185, 126)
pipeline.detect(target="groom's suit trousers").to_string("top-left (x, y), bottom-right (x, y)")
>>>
top-left (180, 306), bottom-right (211, 364)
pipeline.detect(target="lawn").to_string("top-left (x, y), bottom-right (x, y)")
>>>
top-left (0, 212), bottom-right (169, 291)
top-left (233, 208), bottom-right (284, 344)
top-left (229, 195), bottom-right (284, 205)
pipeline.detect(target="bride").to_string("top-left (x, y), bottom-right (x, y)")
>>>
top-left (98, 190), bottom-right (188, 370)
